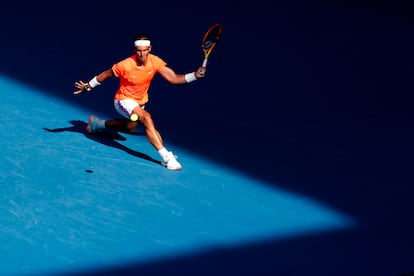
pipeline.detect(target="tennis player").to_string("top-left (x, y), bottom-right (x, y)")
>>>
top-left (74, 34), bottom-right (206, 170)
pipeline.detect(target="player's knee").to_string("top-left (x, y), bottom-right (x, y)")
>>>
top-left (140, 112), bottom-right (153, 126)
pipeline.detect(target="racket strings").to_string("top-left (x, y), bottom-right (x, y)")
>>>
top-left (202, 29), bottom-right (222, 49)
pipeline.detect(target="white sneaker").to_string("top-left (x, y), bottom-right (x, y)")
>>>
top-left (86, 114), bottom-right (102, 133)
top-left (161, 151), bottom-right (182, 170)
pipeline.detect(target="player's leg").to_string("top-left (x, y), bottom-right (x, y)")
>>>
top-left (138, 109), bottom-right (181, 170)
top-left (104, 118), bottom-right (138, 133)
top-left (113, 99), bottom-right (181, 170)
top-left (128, 104), bottom-right (181, 170)
top-left (143, 120), bottom-right (181, 170)
top-left (86, 99), bottom-right (139, 133)
top-left (86, 116), bottom-right (138, 134)
top-left (132, 107), bottom-right (163, 150)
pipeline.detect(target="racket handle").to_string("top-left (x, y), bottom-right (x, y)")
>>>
top-left (202, 58), bottom-right (208, 68)
top-left (200, 58), bottom-right (208, 75)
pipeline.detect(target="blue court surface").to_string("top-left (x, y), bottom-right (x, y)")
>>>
top-left (2, 2), bottom-right (414, 276)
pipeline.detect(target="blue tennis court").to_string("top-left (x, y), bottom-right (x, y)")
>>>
top-left (1, 2), bottom-right (414, 276)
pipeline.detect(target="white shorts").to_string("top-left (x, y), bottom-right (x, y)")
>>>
top-left (114, 99), bottom-right (145, 119)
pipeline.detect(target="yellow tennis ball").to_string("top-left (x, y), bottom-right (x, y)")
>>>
top-left (130, 114), bottom-right (138, 121)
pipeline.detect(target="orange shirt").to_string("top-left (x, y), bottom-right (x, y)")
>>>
top-left (112, 54), bottom-right (167, 105)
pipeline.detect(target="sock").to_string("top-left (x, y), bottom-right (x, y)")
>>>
top-left (158, 147), bottom-right (169, 160)
top-left (97, 119), bottom-right (106, 129)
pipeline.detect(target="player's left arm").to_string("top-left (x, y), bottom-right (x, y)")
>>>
top-left (159, 66), bottom-right (205, 85)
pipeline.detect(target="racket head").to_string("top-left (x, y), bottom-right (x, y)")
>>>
top-left (202, 23), bottom-right (223, 56)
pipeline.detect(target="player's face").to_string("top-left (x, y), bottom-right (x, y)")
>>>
top-left (135, 46), bottom-right (151, 65)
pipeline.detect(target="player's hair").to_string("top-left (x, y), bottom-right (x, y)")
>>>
top-left (134, 33), bottom-right (151, 42)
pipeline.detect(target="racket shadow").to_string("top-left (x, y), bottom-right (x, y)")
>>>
top-left (43, 120), bottom-right (162, 165)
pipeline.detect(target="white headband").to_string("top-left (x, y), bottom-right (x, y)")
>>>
top-left (134, 40), bottom-right (151, 46)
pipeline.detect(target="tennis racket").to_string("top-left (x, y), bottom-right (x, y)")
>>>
top-left (200, 23), bottom-right (223, 75)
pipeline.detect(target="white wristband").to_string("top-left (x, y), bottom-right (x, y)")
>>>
top-left (88, 76), bottom-right (101, 88)
top-left (184, 72), bottom-right (197, 83)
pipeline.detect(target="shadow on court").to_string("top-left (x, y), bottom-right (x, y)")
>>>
top-left (43, 120), bottom-right (162, 166)
top-left (60, 225), bottom-right (414, 276)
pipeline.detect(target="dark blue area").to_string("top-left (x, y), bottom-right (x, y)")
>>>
top-left (2, 1), bottom-right (414, 275)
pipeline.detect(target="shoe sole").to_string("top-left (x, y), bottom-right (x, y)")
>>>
top-left (162, 161), bottom-right (182, 170)
top-left (167, 166), bottom-right (182, 170)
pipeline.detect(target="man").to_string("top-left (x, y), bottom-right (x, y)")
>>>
top-left (73, 34), bottom-right (206, 170)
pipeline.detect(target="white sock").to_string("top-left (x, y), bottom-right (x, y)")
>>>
top-left (158, 147), bottom-right (169, 160)
top-left (97, 119), bottom-right (106, 129)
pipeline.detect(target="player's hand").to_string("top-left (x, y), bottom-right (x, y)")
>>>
top-left (73, 80), bottom-right (89, 95)
top-left (195, 67), bottom-right (207, 78)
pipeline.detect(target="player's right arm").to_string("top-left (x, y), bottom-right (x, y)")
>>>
top-left (73, 69), bottom-right (114, 95)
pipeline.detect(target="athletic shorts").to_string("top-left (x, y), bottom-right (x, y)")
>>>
top-left (114, 99), bottom-right (145, 119)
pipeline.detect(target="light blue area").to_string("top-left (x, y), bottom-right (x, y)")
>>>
top-left (0, 76), bottom-right (357, 276)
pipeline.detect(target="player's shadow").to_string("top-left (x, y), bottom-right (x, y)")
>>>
top-left (43, 120), bottom-right (162, 165)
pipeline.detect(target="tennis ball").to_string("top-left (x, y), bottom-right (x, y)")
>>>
top-left (130, 113), bottom-right (138, 121)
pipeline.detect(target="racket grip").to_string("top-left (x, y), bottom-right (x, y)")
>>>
top-left (200, 58), bottom-right (208, 75)
top-left (202, 58), bottom-right (208, 68)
